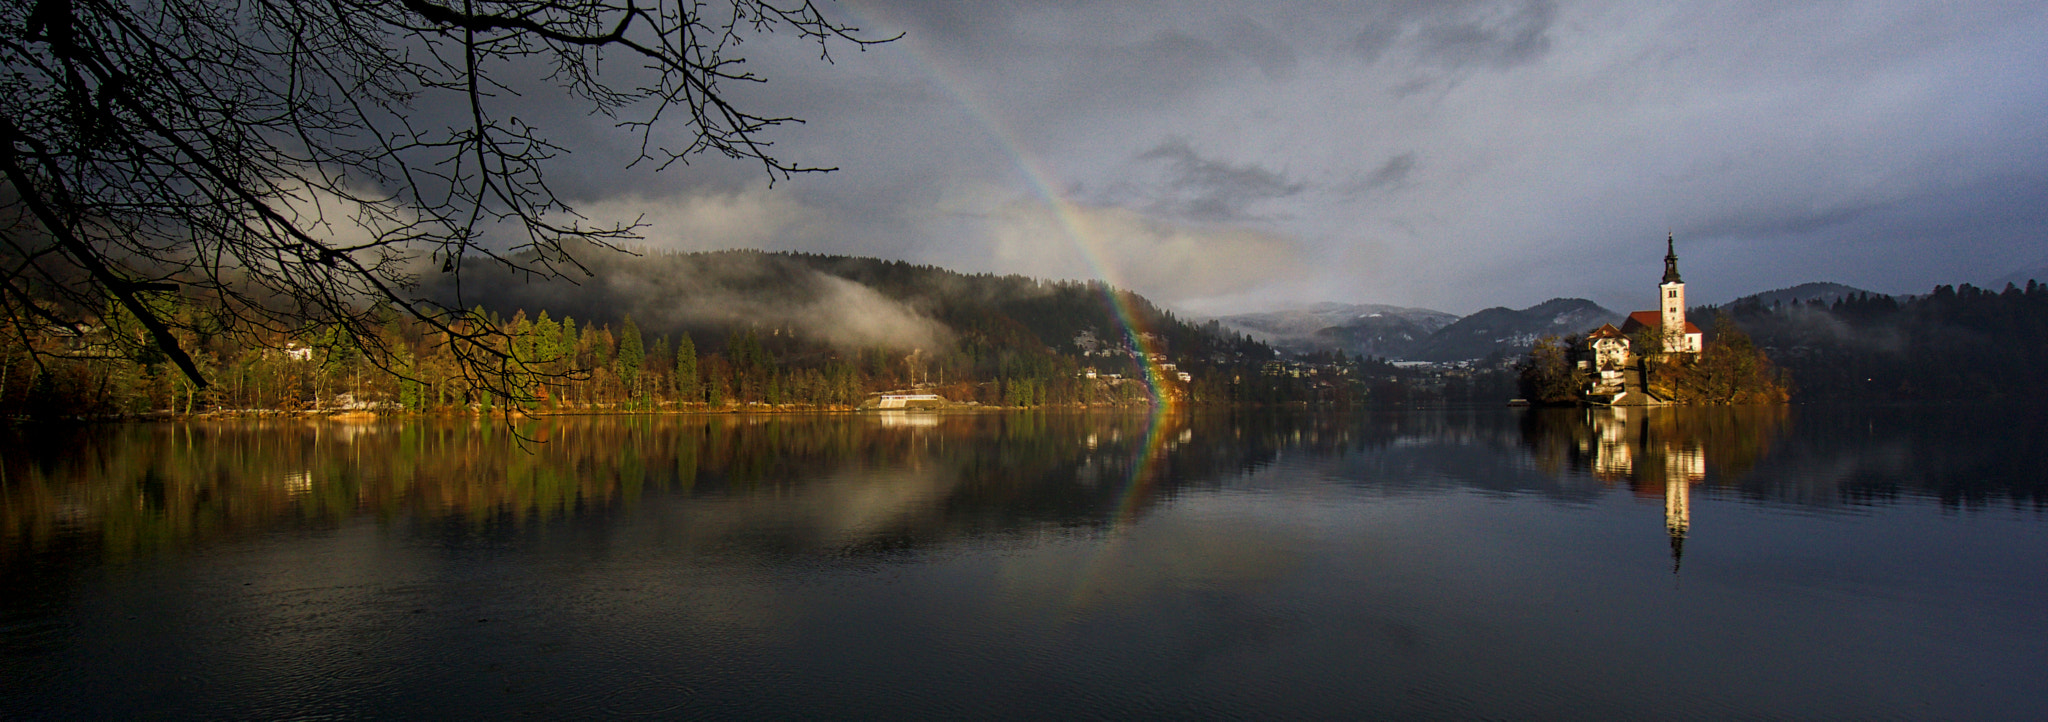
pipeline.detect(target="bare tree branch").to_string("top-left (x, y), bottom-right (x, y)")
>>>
top-left (0, 0), bottom-right (891, 399)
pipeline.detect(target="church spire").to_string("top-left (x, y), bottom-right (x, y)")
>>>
top-left (1662, 232), bottom-right (1683, 284)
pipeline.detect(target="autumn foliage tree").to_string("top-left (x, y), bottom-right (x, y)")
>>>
top-left (1662, 314), bottom-right (1790, 404)
top-left (1517, 335), bottom-right (1580, 405)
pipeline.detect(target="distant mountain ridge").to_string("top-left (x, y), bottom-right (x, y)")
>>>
top-left (1409, 298), bottom-right (1620, 362)
top-left (1989, 259), bottom-right (2048, 290)
top-left (1219, 281), bottom-right (1919, 362)
top-left (1214, 298), bottom-right (1619, 362)
top-left (1212, 303), bottom-right (1458, 358)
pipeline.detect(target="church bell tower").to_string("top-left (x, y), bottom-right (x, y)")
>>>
top-left (1659, 233), bottom-right (1686, 353)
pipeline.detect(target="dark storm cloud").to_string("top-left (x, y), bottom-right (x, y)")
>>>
top-left (1701, 173), bottom-right (2048, 291)
top-left (846, 0), bottom-right (1292, 115)
top-left (1133, 138), bottom-right (1306, 222)
top-left (466, 1), bottom-right (2048, 316)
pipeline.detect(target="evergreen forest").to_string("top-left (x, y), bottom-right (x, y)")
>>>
top-left (0, 251), bottom-right (1455, 417)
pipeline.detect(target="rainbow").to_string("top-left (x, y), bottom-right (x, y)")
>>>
top-left (853, 19), bottom-right (1181, 414)
top-left (832, 12), bottom-right (1189, 567)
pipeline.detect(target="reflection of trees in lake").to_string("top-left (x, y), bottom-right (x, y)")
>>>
top-left (9, 406), bottom-right (2038, 574)
top-left (0, 409), bottom-right (1598, 572)
top-left (1731, 405), bottom-right (2048, 510)
top-left (0, 413), bottom-right (1266, 567)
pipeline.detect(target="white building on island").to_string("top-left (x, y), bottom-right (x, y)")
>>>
top-left (1572, 233), bottom-right (1707, 404)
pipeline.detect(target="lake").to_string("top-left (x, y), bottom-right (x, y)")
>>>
top-left (3, 407), bottom-right (2043, 719)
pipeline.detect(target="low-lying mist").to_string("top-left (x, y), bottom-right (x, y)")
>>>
top-left (418, 245), bottom-right (952, 352)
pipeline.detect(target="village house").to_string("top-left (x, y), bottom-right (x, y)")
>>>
top-left (1581, 323), bottom-right (1630, 395)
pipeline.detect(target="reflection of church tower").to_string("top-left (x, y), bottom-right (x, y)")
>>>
top-left (1663, 442), bottom-right (1704, 573)
top-left (1665, 470), bottom-right (1689, 573)
top-left (1660, 233), bottom-right (1687, 353)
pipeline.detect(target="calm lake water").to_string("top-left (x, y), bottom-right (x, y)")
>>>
top-left (2, 407), bottom-right (2043, 719)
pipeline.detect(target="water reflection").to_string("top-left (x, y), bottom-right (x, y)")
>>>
top-left (1, 413), bottom-right (1241, 570)
top-left (1520, 406), bottom-right (1792, 571)
top-left (9, 406), bottom-right (2045, 574)
top-left (4, 408), bottom-right (2046, 719)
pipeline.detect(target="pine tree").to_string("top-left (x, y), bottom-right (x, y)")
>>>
top-left (618, 315), bottom-right (645, 401)
top-left (675, 334), bottom-right (699, 404)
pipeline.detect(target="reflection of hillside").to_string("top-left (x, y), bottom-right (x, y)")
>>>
top-left (1724, 405), bottom-right (2048, 510)
top-left (0, 414), bottom-right (1255, 568)
top-left (8, 405), bottom-right (2037, 575)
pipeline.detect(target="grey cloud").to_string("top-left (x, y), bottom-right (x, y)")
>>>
top-left (1350, 20), bottom-right (1402, 64)
top-left (1388, 77), bottom-right (1439, 98)
top-left (839, 0), bottom-right (1020, 55)
top-left (1346, 0), bottom-right (1558, 70)
top-left (1342, 153), bottom-right (1419, 197)
top-left (1218, 15), bottom-right (1300, 80)
top-left (1087, 31), bottom-right (1240, 107)
top-left (1134, 138), bottom-right (1306, 222)
top-left (1416, 1), bottom-right (1555, 69)
top-left (846, 2), bottom-right (1287, 123)
top-left (1698, 204), bottom-right (1877, 240)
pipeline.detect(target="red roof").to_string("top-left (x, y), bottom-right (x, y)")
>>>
top-left (1619, 310), bottom-right (1702, 335)
top-left (1586, 323), bottom-right (1625, 339)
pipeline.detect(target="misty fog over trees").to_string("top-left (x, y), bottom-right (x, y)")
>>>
top-left (0, 251), bottom-right (1472, 416)
top-left (2, 237), bottom-right (2038, 417)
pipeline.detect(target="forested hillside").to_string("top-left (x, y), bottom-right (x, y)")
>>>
top-left (0, 251), bottom-right (1393, 417)
top-left (1711, 282), bottom-right (2048, 401)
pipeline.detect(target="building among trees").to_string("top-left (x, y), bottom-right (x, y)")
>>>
top-left (1559, 234), bottom-right (1704, 404)
top-left (1522, 233), bottom-right (1787, 406)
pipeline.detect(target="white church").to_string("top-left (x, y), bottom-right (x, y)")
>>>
top-left (1618, 233), bottom-right (1704, 354)
top-left (1576, 234), bottom-right (1703, 401)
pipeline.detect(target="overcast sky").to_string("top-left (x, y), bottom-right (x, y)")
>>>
top-left (536, 0), bottom-right (2048, 316)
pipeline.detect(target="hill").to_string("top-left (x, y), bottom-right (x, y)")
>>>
top-left (425, 247), bottom-right (1258, 368)
top-left (1728, 282), bottom-right (1888, 309)
top-left (1990, 259), bottom-right (2048, 290)
top-left (1705, 281), bottom-right (2048, 401)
